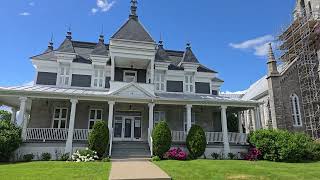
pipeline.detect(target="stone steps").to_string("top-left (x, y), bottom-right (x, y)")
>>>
top-left (111, 141), bottom-right (151, 159)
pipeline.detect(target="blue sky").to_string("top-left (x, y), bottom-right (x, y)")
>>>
top-left (0, 0), bottom-right (296, 92)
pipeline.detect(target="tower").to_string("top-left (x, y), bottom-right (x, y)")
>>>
top-left (294, 0), bottom-right (320, 19)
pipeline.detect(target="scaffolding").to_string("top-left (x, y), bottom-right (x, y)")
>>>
top-left (279, 10), bottom-right (320, 139)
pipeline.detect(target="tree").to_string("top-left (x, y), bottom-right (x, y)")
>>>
top-left (88, 121), bottom-right (109, 158)
top-left (0, 120), bottom-right (22, 161)
top-left (152, 121), bottom-right (172, 158)
top-left (186, 125), bottom-right (206, 158)
top-left (0, 110), bottom-right (12, 122)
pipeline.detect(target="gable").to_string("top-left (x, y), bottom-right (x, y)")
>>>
top-left (111, 83), bottom-right (155, 99)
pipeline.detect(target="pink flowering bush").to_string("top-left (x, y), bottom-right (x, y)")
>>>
top-left (243, 147), bottom-right (261, 161)
top-left (164, 148), bottom-right (187, 160)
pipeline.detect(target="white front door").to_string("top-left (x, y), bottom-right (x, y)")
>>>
top-left (113, 115), bottom-right (141, 141)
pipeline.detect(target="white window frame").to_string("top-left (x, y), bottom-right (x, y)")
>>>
top-left (291, 94), bottom-right (302, 127)
top-left (183, 111), bottom-right (196, 132)
top-left (88, 109), bottom-right (103, 129)
top-left (123, 70), bottom-right (137, 83)
top-left (52, 107), bottom-right (68, 129)
top-left (184, 74), bottom-right (194, 93)
top-left (154, 111), bottom-right (166, 127)
top-left (58, 65), bottom-right (71, 87)
top-left (92, 68), bottom-right (105, 88)
top-left (155, 72), bottom-right (166, 92)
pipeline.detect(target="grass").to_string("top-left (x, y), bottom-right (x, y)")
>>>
top-left (0, 161), bottom-right (111, 180)
top-left (154, 160), bottom-right (320, 180)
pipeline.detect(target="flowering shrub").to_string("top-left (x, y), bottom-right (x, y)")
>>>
top-left (71, 148), bottom-right (99, 162)
top-left (164, 148), bottom-right (187, 160)
top-left (243, 147), bottom-right (261, 161)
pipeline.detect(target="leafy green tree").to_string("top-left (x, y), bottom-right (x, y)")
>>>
top-left (88, 121), bottom-right (109, 158)
top-left (0, 120), bottom-right (22, 161)
top-left (152, 121), bottom-right (172, 158)
top-left (0, 109), bottom-right (12, 122)
top-left (186, 125), bottom-right (206, 158)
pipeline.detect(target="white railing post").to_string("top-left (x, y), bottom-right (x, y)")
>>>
top-left (221, 105), bottom-right (230, 158)
top-left (148, 103), bottom-right (155, 156)
top-left (65, 99), bottom-right (78, 154)
top-left (186, 104), bottom-right (192, 132)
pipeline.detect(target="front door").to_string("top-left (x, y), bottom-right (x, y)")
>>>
top-left (113, 115), bottom-right (141, 141)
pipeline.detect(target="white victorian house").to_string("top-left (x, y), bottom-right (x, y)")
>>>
top-left (0, 1), bottom-right (260, 159)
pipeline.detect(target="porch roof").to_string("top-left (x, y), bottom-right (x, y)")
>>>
top-left (0, 85), bottom-right (260, 108)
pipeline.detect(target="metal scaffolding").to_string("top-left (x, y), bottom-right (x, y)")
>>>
top-left (279, 10), bottom-right (320, 139)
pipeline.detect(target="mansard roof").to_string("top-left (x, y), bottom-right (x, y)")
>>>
top-left (155, 43), bottom-right (171, 62)
top-left (181, 46), bottom-right (200, 64)
top-left (91, 39), bottom-right (109, 56)
top-left (111, 18), bottom-right (154, 42)
top-left (56, 38), bottom-right (75, 53)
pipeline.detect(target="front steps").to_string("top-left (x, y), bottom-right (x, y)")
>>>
top-left (111, 141), bottom-right (151, 159)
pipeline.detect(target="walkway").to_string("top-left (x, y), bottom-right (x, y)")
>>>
top-left (109, 160), bottom-right (171, 180)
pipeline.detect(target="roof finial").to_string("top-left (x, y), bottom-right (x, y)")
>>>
top-left (99, 25), bottom-right (105, 43)
top-left (130, 0), bottom-right (138, 20)
top-left (46, 33), bottom-right (54, 52)
top-left (66, 25), bottom-right (72, 40)
top-left (186, 41), bottom-right (191, 49)
top-left (158, 33), bottom-right (163, 46)
top-left (268, 43), bottom-right (275, 62)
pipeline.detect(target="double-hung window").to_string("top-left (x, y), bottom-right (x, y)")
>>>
top-left (93, 69), bottom-right (105, 88)
top-left (184, 75), bottom-right (194, 93)
top-left (183, 111), bottom-right (196, 132)
top-left (291, 94), bottom-right (302, 126)
top-left (88, 109), bottom-right (103, 129)
top-left (155, 72), bottom-right (165, 91)
top-left (58, 65), bottom-right (71, 86)
top-left (154, 111), bottom-right (166, 127)
top-left (52, 108), bottom-right (68, 129)
top-left (123, 70), bottom-right (137, 83)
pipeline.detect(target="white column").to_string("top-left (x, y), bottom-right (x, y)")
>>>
top-left (150, 58), bottom-right (155, 83)
top-left (11, 107), bottom-right (17, 124)
top-left (238, 112), bottom-right (243, 133)
top-left (148, 103), bottom-right (155, 132)
top-left (255, 106), bottom-right (262, 130)
top-left (221, 105), bottom-right (230, 158)
top-left (186, 104), bottom-right (192, 132)
top-left (111, 56), bottom-right (115, 81)
top-left (108, 101), bottom-right (115, 130)
top-left (65, 99), bottom-right (78, 154)
top-left (19, 97), bottom-right (28, 140)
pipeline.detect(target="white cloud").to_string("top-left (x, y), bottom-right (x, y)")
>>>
top-left (19, 12), bottom-right (31, 16)
top-left (29, 2), bottom-right (35, 6)
top-left (92, 0), bottom-right (116, 14)
top-left (229, 35), bottom-right (274, 57)
top-left (23, 81), bottom-right (34, 86)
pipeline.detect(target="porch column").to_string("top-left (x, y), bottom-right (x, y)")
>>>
top-left (150, 58), bottom-right (155, 83)
top-left (19, 97), bottom-right (28, 140)
top-left (11, 107), bottom-right (17, 124)
top-left (238, 112), bottom-right (243, 133)
top-left (108, 101), bottom-right (115, 130)
top-left (65, 99), bottom-right (78, 154)
top-left (186, 104), bottom-right (192, 132)
top-left (148, 103), bottom-right (155, 132)
top-left (221, 105), bottom-right (230, 158)
top-left (251, 109), bottom-right (257, 131)
top-left (111, 56), bottom-right (115, 81)
top-left (255, 106), bottom-right (262, 130)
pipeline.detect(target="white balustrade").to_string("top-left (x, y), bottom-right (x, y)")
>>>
top-left (171, 131), bottom-right (248, 144)
top-left (26, 128), bottom-right (91, 141)
top-left (73, 129), bottom-right (90, 141)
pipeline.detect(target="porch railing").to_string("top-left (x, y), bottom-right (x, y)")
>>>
top-left (26, 128), bottom-right (68, 141)
top-left (73, 129), bottom-right (90, 141)
top-left (171, 131), bottom-right (248, 144)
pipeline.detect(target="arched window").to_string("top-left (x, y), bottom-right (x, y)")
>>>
top-left (290, 94), bottom-right (302, 126)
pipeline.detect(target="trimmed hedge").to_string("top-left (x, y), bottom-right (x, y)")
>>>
top-left (152, 121), bottom-right (172, 158)
top-left (249, 129), bottom-right (320, 162)
top-left (0, 120), bottom-right (22, 162)
top-left (88, 121), bottom-right (109, 158)
top-left (186, 125), bottom-right (206, 158)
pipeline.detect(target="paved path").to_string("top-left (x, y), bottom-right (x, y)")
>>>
top-left (109, 160), bottom-right (171, 180)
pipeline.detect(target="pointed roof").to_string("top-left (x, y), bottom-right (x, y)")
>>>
top-left (111, 18), bottom-right (154, 42)
top-left (155, 41), bottom-right (170, 62)
top-left (181, 43), bottom-right (199, 63)
top-left (56, 31), bottom-right (75, 53)
top-left (268, 43), bottom-right (276, 63)
top-left (91, 35), bottom-right (108, 56)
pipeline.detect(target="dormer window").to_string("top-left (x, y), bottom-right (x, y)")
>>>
top-left (58, 65), bottom-right (71, 86)
top-left (93, 68), bottom-right (105, 88)
top-left (184, 75), bottom-right (194, 93)
top-left (155, 72), bottom-right (165, 91)
top-left (123, 70), bottom-right (137, 83)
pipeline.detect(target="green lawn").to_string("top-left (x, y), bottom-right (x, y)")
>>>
top-left (154, 160), bottom-right (320, 180)
top-left (0, 161), bottom-right (111, 180)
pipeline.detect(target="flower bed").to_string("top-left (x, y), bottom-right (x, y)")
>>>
top-left (164, 148), bottom-right (187, 160)
top-left (71, 148), bottom-right (99, 162)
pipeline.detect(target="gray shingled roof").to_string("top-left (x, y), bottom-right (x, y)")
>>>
top-left (212, 77), bottom-right (224, 82)
top-left (181, 46), bottom-right (200, 63)
top-left (111, 18), bottom-right (154, 42)
top-left (91, 41), bottom-right (108, 56)
top-left (56, 38), bottom-right (75, 53)
top-left (155, 44), bottom-right (170, 62)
